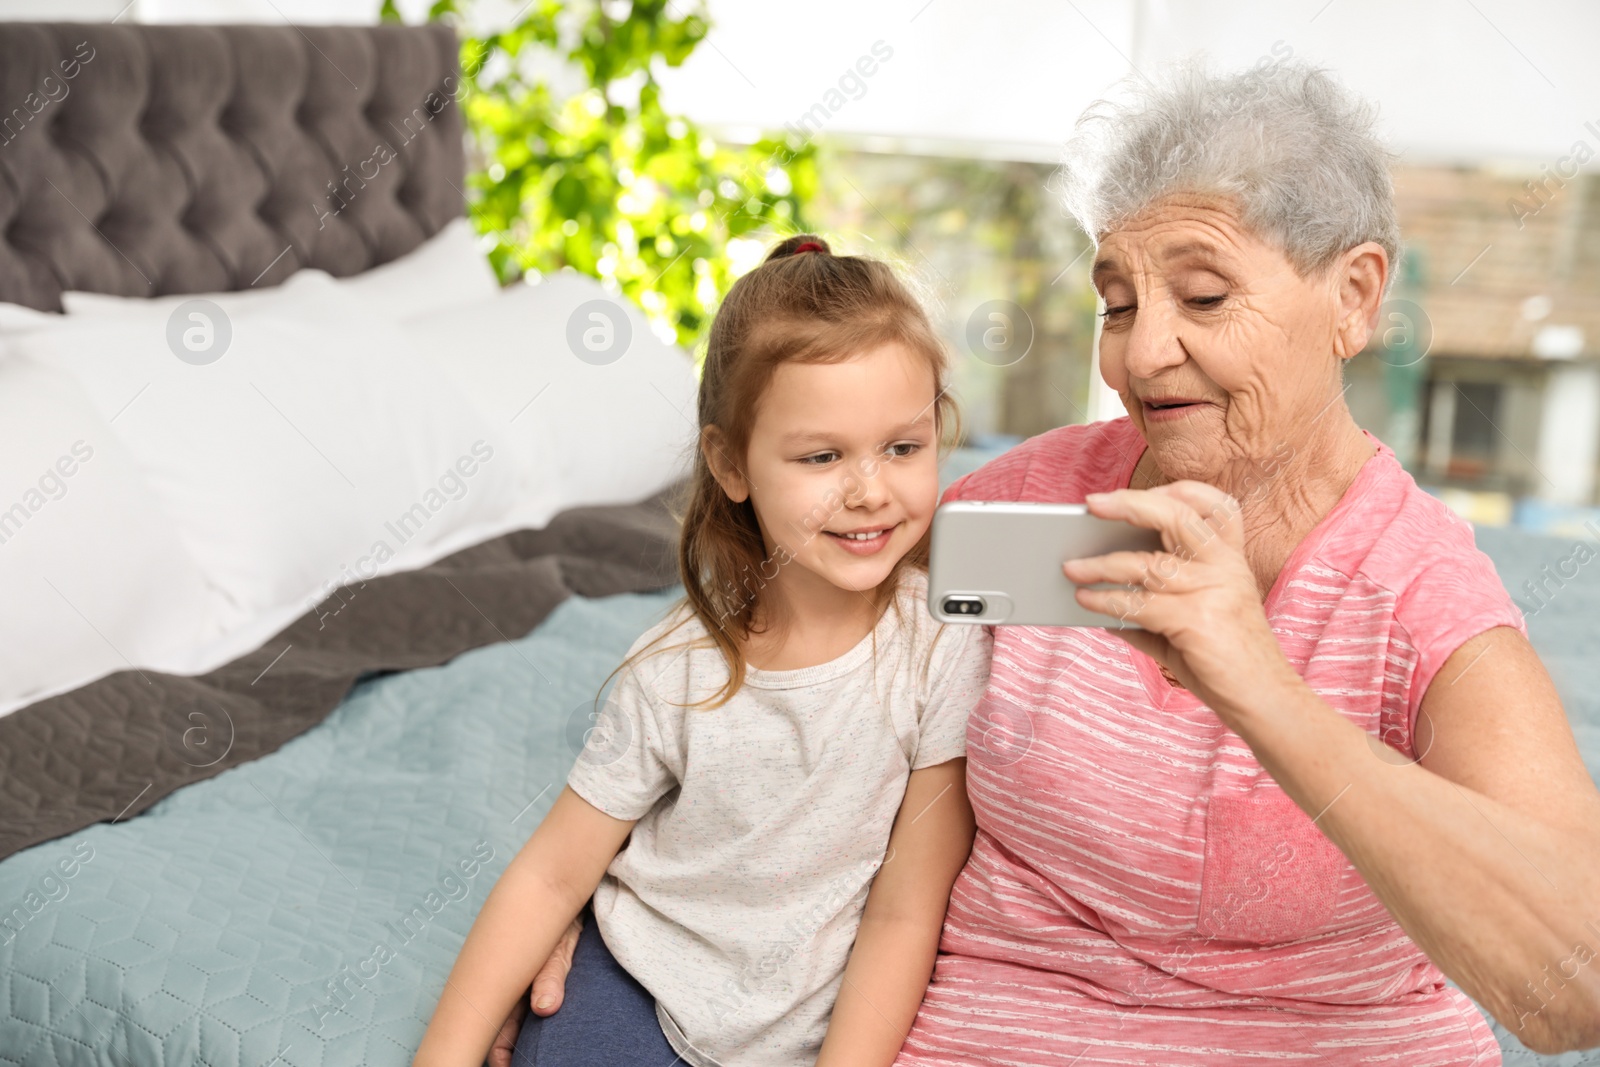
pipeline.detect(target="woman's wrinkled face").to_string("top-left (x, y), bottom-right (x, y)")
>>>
top-left (1091, 192), bottom-right (1358, 486)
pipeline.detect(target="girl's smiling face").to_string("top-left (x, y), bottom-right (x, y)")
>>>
top-left (705, 340), bottom-right (941, 599)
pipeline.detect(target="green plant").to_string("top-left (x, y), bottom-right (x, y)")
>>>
top-left (379, 0), bottom-right (818, 351)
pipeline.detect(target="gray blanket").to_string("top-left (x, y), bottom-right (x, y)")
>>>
top-left (0, 486), bottom-right (682, 862)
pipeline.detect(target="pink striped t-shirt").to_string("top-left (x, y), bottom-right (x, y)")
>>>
top-left (896, 417), bottom-right (1525, 1067)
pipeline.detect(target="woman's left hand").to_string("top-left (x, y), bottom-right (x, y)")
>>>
top-left (1063, 480), bottom-right (1299, 719)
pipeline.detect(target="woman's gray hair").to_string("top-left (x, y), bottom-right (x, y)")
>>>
top-left (1053, 54), bottom-right (1402, 295)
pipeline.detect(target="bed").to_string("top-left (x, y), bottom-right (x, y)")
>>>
top-left (0, 19), bottom-right (1595, 1067)
top-left (0, 20), bottom-right (697, 1067)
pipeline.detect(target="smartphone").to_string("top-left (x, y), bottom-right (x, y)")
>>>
top-left (927, 501), bottom-right (1165, 627)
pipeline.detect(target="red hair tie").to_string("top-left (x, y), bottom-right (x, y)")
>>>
top-left (793, 241), bottom-right (825, 254)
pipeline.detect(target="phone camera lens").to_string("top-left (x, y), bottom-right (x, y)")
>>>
top-left (942, 595), bottom-right (986, 617)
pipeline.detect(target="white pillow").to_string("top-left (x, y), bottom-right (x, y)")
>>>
top-left (401, 274), bottom-right (697, 514)
top-left (61, 268), bottom-right (337, 317)
top-left (62, 216), bottom-right (499, 320)
top-left (11, 272), bottom-right (532, 617)
top-left (327, 216), bottom-right (501, 318)
top-left (0, 302), bottom-right (67, 333)
top-left (0, 356), bottom-right (230, 717)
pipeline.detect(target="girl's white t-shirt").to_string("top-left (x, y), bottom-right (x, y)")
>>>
top-left (564, 568), bottom-right (994, 1067)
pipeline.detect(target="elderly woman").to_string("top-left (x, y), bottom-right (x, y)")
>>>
top-left (889, 60), bottom-right (1600, 1064)
top-left (509, 59), bottom-right (1600, 1065)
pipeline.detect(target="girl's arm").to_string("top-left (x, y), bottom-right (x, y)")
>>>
top-left (815, 757), bottom-right (976, 1067)
top-left (413, 786), bottom-right (636, 1067)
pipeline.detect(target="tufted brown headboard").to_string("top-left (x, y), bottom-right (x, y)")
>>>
top-left (0, 22), bottom-right (465, 311)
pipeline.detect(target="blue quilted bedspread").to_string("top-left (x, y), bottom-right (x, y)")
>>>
top-left (3, 530), bottom-right (1597, 1065)
top-left (0, 589), bottom-right (680, 1067)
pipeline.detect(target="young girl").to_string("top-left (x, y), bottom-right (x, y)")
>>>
top-left (413, 235), bottom-right (994, 1067)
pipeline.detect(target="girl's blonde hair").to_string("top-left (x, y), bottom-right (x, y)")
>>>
top-left (598, 233), bottom-right (961, 713)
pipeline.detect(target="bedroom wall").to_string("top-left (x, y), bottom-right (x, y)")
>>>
top-left (10, 0), bottom-right (1599, 168)
top-left (0, 0), bottom-right (134, 16)
top-left (0, 0), bottom-right (455, 21)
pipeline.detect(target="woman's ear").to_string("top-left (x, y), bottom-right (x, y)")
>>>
top-left (701, 426), bottom-right (750, 503)
top-left (1332, 241), bottom-right (1388, 362)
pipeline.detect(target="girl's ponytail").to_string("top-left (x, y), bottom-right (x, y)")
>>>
top-left (764, 234), bottom-right (832, 260)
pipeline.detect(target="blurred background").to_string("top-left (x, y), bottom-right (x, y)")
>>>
top-left (12, 0), bottom-right (1600, 542)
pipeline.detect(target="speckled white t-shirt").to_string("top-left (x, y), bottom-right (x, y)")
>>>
top-left (564, 568), bottom-right (993, 1067)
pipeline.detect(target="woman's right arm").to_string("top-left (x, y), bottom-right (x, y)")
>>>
top-left (412, 786), bottom-right (637, 1067)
